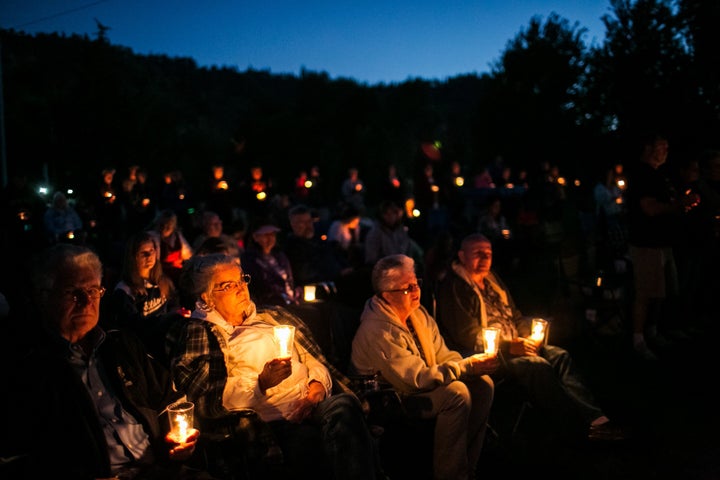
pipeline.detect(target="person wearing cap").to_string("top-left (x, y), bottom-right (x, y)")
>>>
top-left (241, 222), bottom-right (300, 306)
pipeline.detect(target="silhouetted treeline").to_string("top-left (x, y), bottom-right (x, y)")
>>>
top-left (1, 0), bottom-right (718, 202)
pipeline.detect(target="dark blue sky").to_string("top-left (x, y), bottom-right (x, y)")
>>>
top-left (2, 0), bottom-right (612, 85)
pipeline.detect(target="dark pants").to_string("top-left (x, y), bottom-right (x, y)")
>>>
top-left (269, 393), bottom-right (377, 480)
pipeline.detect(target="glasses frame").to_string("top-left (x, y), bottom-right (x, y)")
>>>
top-left (212, 274), bottom-right (252, 293)
top-left (61, 286), bottom-right (106, 304)
top-left (385, 279), bottom-right (423, 295)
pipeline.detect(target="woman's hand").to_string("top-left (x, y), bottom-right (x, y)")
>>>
top-left (509, 337), bottom-right (540, 357)
top-left (285, 380), bottom-right (326, 423)
top-left (468, 353), bottom-right (500, 375)
top-left (165, 428), bottom-right (199, 461)
top-left (258, 358), bottom-right (292, 393)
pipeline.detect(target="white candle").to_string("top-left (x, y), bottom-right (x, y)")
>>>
top-left (530, 318), bottom-right (548, 344)
top-left (304, 285), bottom-right (316, 302)
top-left (274, 325), bottom-right (295, 359)
top-left (483, 328), bottom-right (500, 356)
top-left (167, 401), bottom-right (194, 443)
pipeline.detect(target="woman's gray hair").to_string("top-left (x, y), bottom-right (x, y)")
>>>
top-left (371, 254), bottom-right (415, 294)
top-left (180, 253), bottom-right (239, 302)
top-left (31, 244), bottom-right (103, 292)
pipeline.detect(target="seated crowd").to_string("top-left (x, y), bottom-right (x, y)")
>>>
top-left (2, 194), bottom-right (633, 479)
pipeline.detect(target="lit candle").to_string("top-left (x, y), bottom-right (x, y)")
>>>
top-left (167, 401), bottom-right (194, 443)
top-left (176, 413), bottom-right (188, 442)
top-left (303, 285), bottom-right (316, 302)
top-left (274, 325), bottom-right (295, 359)
top-left (483, 327), bottom-right (500, 356)
top-left (530, 318), bottom-right (548, 344)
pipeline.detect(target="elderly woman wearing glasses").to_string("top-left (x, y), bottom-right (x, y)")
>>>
top-left (170, 253), bottom-right (380, 479)
top-left (351, 254), bottom-right (498, 480)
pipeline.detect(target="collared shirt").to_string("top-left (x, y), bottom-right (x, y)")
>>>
top-left (192, 306), bottom-right (332, 422)
top-left (66, 327), bottom-right (153, 472)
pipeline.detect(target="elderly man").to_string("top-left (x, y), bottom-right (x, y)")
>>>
top-left (0, 244), bottom-right (209, 479)
top-left (435, 233), bottom-right (625, 442)
top-left (351, 254), bottom-right (497, 480)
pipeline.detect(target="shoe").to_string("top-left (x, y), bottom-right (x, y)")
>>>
top-left (663, 328), bottom-right (691, 342)
top-left (588, 421), bottom-right (627, 442)
top-left (646, 331), bottom-right (673, 349)
top-left (634, 341), bottom-right (659, 361)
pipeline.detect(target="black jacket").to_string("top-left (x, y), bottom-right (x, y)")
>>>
top-left (0, 326), bottom-right (181, 479)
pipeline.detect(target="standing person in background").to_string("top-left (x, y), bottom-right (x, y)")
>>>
top-left (149, 209), bottom-right (194, 286)
top-left (626, 132), bottom-right (699, 361)
top-left (93, 167), bottom-right (126, 264)
top-left (593, 164), bottom-right (627, 269)
top-left (379, 164), bottom-right (409, 207)
top-left (340, 167), bottom-right (366, 216)
top-left (43, 191), bottom-right (84, 245)
top-left (127, 167), bottom-right (158, 235)
top-left (204, 164), bottom-right (235, 227)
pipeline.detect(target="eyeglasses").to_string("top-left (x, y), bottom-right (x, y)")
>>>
top-left (137, 249), bottom-right (155, 258)
top-left (385, 279), bottom-right (422, 295)
top-left (212, 274), bottom-right (252, 293)
top-left (61, 286), bottom-right (106, 304)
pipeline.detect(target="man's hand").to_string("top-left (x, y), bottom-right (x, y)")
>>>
top-left (509, 337), bottom-right (540, 357)
top-left (165, 428), bottom-right (199, 461)
top-left (258, 358), bottom-right (292, 393)
top-left (285, 380), bottom-right (326, 423)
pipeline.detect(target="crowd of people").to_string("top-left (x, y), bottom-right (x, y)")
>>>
top-left (1, 132), bottom-right (719, 479)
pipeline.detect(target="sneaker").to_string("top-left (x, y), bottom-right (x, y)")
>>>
top-left (663, 328), bottom-right (691, 342)
top-left (634, 341), bottom-right (659, 361)
top-left (646, 331), bottom-right (673, 350)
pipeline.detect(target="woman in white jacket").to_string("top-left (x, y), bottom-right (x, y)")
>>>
top-left (351, 254), bottom-right (497, 480)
